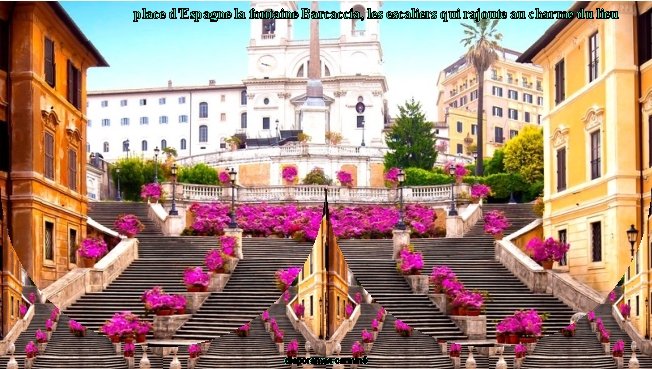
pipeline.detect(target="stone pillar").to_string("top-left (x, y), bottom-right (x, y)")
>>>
top-left (446, 215), bottom-right (464, 238)
top-left (223, 228), bottom-right (244, 259)
top-left (404, 275), bottom-right (429, 295)
top-left (449, 316), bottom-right (486, 340)
top-left (392, 229), bottom-right (410, 260)
top-left (153, 314), bottom-right (192, 339)
top-left (179, 292), bottom-right (211, 314)
top-left (209, 272), bottom-right (230, 292)
top-left (164, 215), bottom-right (185, 236)
top-left (429, 293), bottom-right (449, 314)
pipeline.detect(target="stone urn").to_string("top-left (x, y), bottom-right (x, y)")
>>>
top-left (139, 345), bottom-right (151, 369)
top-left (465, 346), bottom-right (476, 369)
top-left (363, 342), bottom-right (373, 354)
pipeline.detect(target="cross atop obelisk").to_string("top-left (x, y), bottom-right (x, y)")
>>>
top-left (304, 1), bottom-right (325, 107)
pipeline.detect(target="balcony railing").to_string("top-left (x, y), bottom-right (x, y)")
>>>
top-left (261, 33), bottom-right (275, 40)
top-left (168, 183), bottom-right (463, 204)
top-left (351, 29), bottom-right (365, 36)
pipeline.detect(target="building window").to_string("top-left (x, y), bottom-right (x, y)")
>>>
top-left (456, 143), bottom-right (463, 154)
top-left (141, 140), bottom-right (147, 151)
top-left (337, 296), bottom-right (340, 316)
top-left (639, 9), bottom-right (652, 64)
top-left (510, 130), bottom-right (518, 139)
top-left (558, 229), bottom-right (567, 266)
top-left (159, 97), bottom-right (166, 105)
top-left (120, 118), bottom-right (129, 126)
top-left (86, 143), bottom-right (90, 153)
top-left (140, 117), bottom-right (149, 125)
top-left (140, 99), bottom-right (147, 106)
top-left (241, 113), bottom-right (247, 128)
top-left (69, 228), bottom-right (77, 264)
top-left (637, 295), bottom-right (640, 316)
top-left (159, 116), bottom-right (168, 124)
top-left (103, 141), bottom-right (109, 152)
top-left (494, 127), bottom-right (504, 143)
top-left (44, 37), bottom-right (55, 88)
top-left (221, 95), bottom-right (225, 102)
top-left (44, 132), bottom-right (54, 180)
top-left (160, 139), bottom-right (167, 150)
top-left (536, 80), bottom-right (542, 91)
top-left (68, 149), bottom-right (77, 191)
top-left (102, 119), bottom-right (110, 127)
top-left (508, 109), bottom-right (518, 120)
top-left (590, 130), bottom-right (601, 179)
top-left (459, 96), bottom-right (467, 106)
top-left (221, 113), bottom-right (226, 121)
top-left (199, 125), bottom-right (208, 142)
top-left (590, 221), bottom-right (602, 262)
top-left (180, 138), bottom-right (187, 150)
top-left (310, 295), bottom-right (313, 316)
top-left (508, 90), bottom-right (518, 100)
top-left (538, 115), bottom-right (542, 124)
top-left (101, 100), bottom-right (108, 107)
top-left (537, 96), bottom-right (544, 106)
top-left (492, 86), bottom-right (503, 97)
top-left (120, 99), bottom-right (127, 107)
top-left (179, 96), bottom-right (186, 104)
top-left (470, 90), bottom-right (478, 101)
top-left (220, 138), bottom-right (226, 149)
top-left (199, 102), bottom-right (208, 118)
top-left (66, 60), bottom-right (81, 109)
top-left (556, 147), bottom-right (566, 191)
top-left (589, 32), bottom-right (599, 82)
top-left (555, 59), bottom-right (566, 105)
top-left (450, 101), bottom-right (458, 108)
top-left (636, 248), bottom-right (640, 275)
top-left (44, 221), bottom-right (54, 261)
top-left (179, 115), bottom-right (188, 123)
top-left (241, 90), bottom-right (247, 105)
top-left (471, 124), bottom-right (477, 135)
top-left (87, 120), bottom-right (92, 127)
top-left (492, 106), bottom-right (503, 117)
top-left (357, 116), bottom-right (364, 128)
top-left (456, 121), bottom-right (463, 133)
top-left (524, 112), bottom-right (531, 123)
top-left (263, 117), bottom-right (270, 130)
top-left (523, 93), bottom-right (533, 104)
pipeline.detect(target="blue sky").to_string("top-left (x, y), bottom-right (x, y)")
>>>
top-left (62, 1), bottom-right (571, 119)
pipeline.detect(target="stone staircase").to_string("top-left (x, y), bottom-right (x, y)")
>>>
top-left (595, 303), bottom-right (652, 367)
top-left (0, 303), bottom-right (55, 368)
top-left (88, 201), bottom-right (162, 235)
top-left (464, 203), bottom-right (537, 237)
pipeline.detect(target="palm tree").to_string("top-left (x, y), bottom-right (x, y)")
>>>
top-left (461, 19), bottom-right (502, 176)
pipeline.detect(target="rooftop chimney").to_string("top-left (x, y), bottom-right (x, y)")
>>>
top-left (209, 80), bottom-right (216, 86)
top-left (167, 80), bottom-right (172, 88)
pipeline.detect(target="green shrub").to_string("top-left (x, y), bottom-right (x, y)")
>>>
top-left (483, 173), bottom-right (529, 200)
top-left (302, 167), bottom-right (332, 185)
top-left (111, 157), bottom-right (164, 201)
top-left (178, 163), bottom-right (218, 185)
top-left (404, 167), bottom-right (452, 186)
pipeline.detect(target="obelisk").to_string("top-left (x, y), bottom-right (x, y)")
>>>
top-left (300, 1), bottom-right (328, 143)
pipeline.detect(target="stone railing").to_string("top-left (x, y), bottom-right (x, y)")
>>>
top-left (0, 304), bottom-right (35, 354)
top-left (613, 299), bottom-right (652, 355)
top-left (496, 219), bottom-right (604, 312)
top-left (42, 238), bottom-right (139, 310)
top-left (172, 183), bottom-right (460, 205)
top-left (446, 203), bottom-right (482, 238)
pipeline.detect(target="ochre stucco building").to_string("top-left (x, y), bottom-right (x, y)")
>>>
top-left (0, 0), bottom-right (107, 311)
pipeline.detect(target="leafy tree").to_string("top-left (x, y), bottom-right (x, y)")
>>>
top-left (178, 163), bottom-right (218, 185)
top-left (461, 19), bottom-right (502, 176)
top-left (503, 126), bottom-right (544, 183)
top-left (111, 157), bottom-right (164, 201)
top-left (384, 99), bottom-right (437, 170)
top-left (485, 149), bottom-right (506, 175)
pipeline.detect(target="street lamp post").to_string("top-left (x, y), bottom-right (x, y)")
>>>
top-left (395, 169), bottom-right (406, 230)
top-left (472, 151), bottom-right (478, 164)
top-left (115, 167), bottom-right (122, 201)
top-left (627, 224), bottom-right (639, 257)
top-left (361, 119), bottom-right (366, 147)
top-left (228, 168), bottom-right (238, 228)
top-left (169, 164), bottom-right (178, 216)
top-left (153, 146), bottom-right (160, 183)
top-left (448, 165), bottom-right (458, 216)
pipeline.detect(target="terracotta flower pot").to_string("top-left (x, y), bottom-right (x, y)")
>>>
top-left (458, 307), bottom-right (467, 316)
top-left (496, 333), bottom-right (506, 344)
top-left (520, 336), bottom-right (537, 344)
top-left (507, 333), bottom-right (520, 345)
top-left (187, 285), bottom-right (208, 293)
top-left (466, 308), bottom-right (481, 316)
top-left (493, 233), bottom-right (504, 241)
top-left (156, 308), bottom-right (172, 316)
top-left (110, 335), bottom-right (121, 343)
top-left (136, 333), bottom-right (147, 343)
top-left (176, 308), bottom-right (186, 315)
top-left (541, 260), bottom-right (554, 270)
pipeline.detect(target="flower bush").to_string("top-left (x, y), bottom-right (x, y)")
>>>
top-left (376, 307), bottom-right (385, 322)
top-left (262, 311), bottom-right (270, 322)
top-left (114, 214), bottom-right (144, 237)
top-left (351, 341), bottom-right (365, 358)
top-left (293, 303), bottom-right (305, 318)
top-left (430, 266), bottom-right (456, 292)
top-left (50, 307), bottom-right (60, 321)
top-left (619, 303), bottom-right (631, 318)
top-left (449, 343), bottom-right (461, 357)
top-left (561, 322), bottom-right (576, 336)
top-left (25, 341), bottom-right (38, 357)
top-left (45, 319), bottom-right (53, 331)
top-left (514, 344), bottom-right (528, 358)
top-left (19, 303), bottom-right (27, 317)
top-left (188, 343), bottom-right (202, 358)
top-left (205, 249), bottom-right (224, 272)
top-left (394, 319), bottom-right (412, 337)
top-left (29, 293), bottom-right (36, 304)
top-left (354, 292), bottom-right (363, 304)
top-left (123, 342), bottom-right (135, 356)
top-left (141, 287), bottom-right (185, 312)
top-left (371, 319), bottom-right (379, 331)
top-left (282, 166), bottom-right (298, 184)
top-left (609, 291), bottom-right (617, 303)
top-left (78, 237), bottom-right (108, 259)
top-left (483, 210), bottom-right (510, 236)
top-left (337, 170), bottom-right (353, 188)
top-left (135, 321), bottom-right (152, 335)
top-left (525, 237), bottom-right (570, 264)
top-left (183, 267), bottom-right (210, 287)
top-left (218, 171), bottom-right (231, 186)
top-left (613, 339), bottom-right (625, 356)
top-left (236, 323), bottom-right (250, 337)
top-left (496, 309), bottom-right (546, 337)
top-left (587, 311), bottom-right (595, 322)
top-left (442, 278), bottom-right (464, 299)
top-left (396, 247), bottom-right (424, 275)
top-left (100, 312), bottom-right (140, 339)
top-left (345, 303), bottom-right (354, 318)
top-left (275, 267), bottom-right (301, 291)
top-left (184, 203), bottom-right (438, 239)
top-left (470, 184), bottom-right (491, 200)
top-left (452, 290), bottom-right (484, 310)
top-left (444, 160), bottom-right (469, 182)
top-left (140, 182), bottom-right (162, 201)
top-left (286, 339), bottom-right (299, 357)
top-left (384, 167), bottom-right (401, 187)
top-left (273, 327), bottom-right (284, 343)
top-left (361, 329), bottom-right (374, 343)
top-left (220, 235), bottom-right (237, 257)
top-left (35, 329), bottom-right (47, 343)
top-left (68, 320), bottom-right (85, 333)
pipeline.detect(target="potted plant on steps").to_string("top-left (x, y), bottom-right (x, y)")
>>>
top-left (35, 330), bottom-right (48, 353)
top-left (45, 319), bottom-right (54, 340)
top-left (430, 266), bottom-right (456, 294)
top-left (470, 184), bottom-right (491, 204)
top-left (619, 303), bottom-right (631, 320)
top-left (68, 319), bottom-right (87, 337)
top-left (394, 320), bottom-right (413, 337)
top-left (484, 210), bottom-right (510, 240)
top-left (114, 214), bottom-right (145, 238)
top-left (613, 339), bottom-right (624, 367)
top-left (136, 321), bottom-right (152, 343)
top-left (286, 339), bottom-right (299, 369)
top-left (351, 341), bottom-right (365, 369)
top-left (183, 267), bottom-right (210, 292)
top-left (188, 343), bottom-right (202, 369)
top-left (273, 327), bottom-right (284, 354)
top-left (560, 322), bottom-right (576, 337)
top-left (19, 303), bottom-right (27, 319)
top-left (371, 319), bottom-right (380, 340)
top-left (25, 341), bottom-right (38, 368)
top-left (514, 343), bottom-right (527, 368)
top-left (449, 343), bottom-right (461, 367)
top-left (293, 303), bottom-right (305, 321)
top-left (345, 303), bottom-right (355, 319)
top-left (526, 236), bottom-right (571, 270)
top-left (262, 311), bottom-right (271, 331)
top-left (587, 311), bottom-right (597, 331)
top-left (173, 295), bottom-right (187, 315)
top-left (236, 323), bottom-right (250, 337)
top-left (78, 237), bottom-right (108, 268)
top-left (361, 329), bottom-right (374, 353)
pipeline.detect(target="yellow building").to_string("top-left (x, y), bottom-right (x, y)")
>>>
top-left (518, 2), bottom-right (646, 297)
top-left (296, 206), bottom-right (349, 340)
top-left (436, 48), bottom-right (544, 159)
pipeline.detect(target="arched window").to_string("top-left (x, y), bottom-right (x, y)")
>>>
top-left (180, 138), bottom-right (187, 150)
top-left (161, 139), bottom-right (167, 149)
top-left (262, 13), bottom-right (275, 35)
top-left (351, 5), bottom-right (366, 35)
top-left (296, 65), bottom-right (304, 77)
top-left (241, 113), bottom-right (247, 129)
top-left (103, 142), bottom-right (109, 152)
top-left (325, 65), bottom-right (331, 77)
top-left (199, 125), bottom-right (208, 142)
top-left (240, 91), bottom-right (247, 105)
top-left (141, 140), bottom-right (148, 151)
top-left (199, 102), bottom-right (208, 118)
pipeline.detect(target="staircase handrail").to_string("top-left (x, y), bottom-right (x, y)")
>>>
top-left (87, 216), bottom-right (121, 239)
top-left (0, 304), bottom-right (34, 354)
top-left (612, 301), bottom-right (652, 355)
